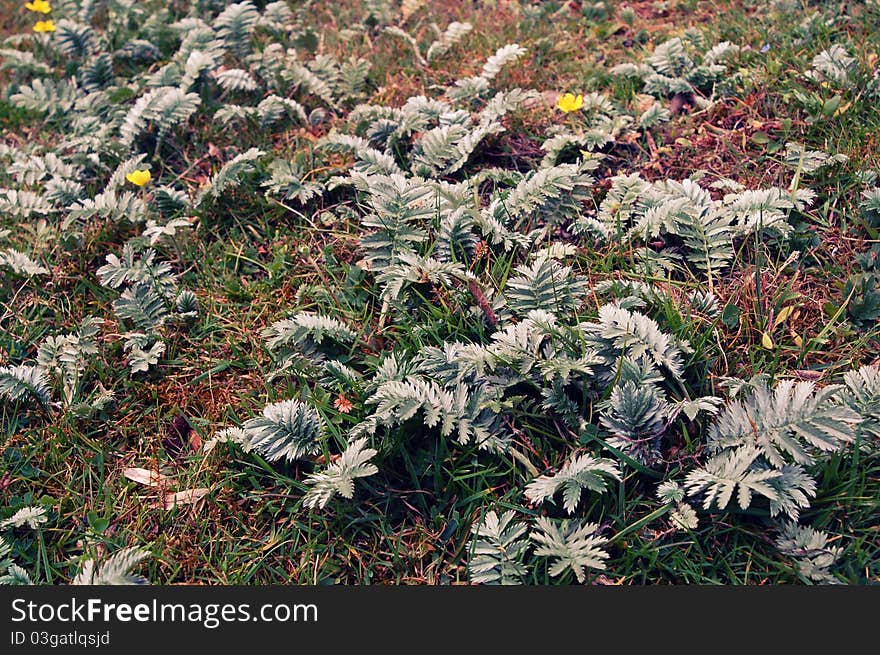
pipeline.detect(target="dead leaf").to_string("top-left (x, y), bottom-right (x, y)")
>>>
top-left (773, 305), bottom-right (796, 328)
top-left (163, 413), bottom-right (193, 459)
top-left (123, 467), bottom-right (168, 487)
top-left (155, 488), bottom-right (209, 510)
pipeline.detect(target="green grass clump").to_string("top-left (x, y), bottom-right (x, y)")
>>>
top-left (1, 0), bottom-right (878, 585)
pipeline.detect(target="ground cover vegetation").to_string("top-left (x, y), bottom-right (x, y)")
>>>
top-left (1, 0), bottom-right (878, 585)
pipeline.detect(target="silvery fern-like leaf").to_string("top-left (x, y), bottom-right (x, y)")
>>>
top-left (114, 284), bottom-right (169, 332)
top-left (0, 563), bottom-right (33, 585)
top-left (196, 148), bottom-right (264, 205)
top-left (375, 252), bottom-right (467, 304)
top-left (505, 254), bottom-right (588, 316)
top-left (302, 438), bottom-right (379, 509)
top-left (336, 57), bottom-right (372, 102)
top-left (203, 426), bottom-right (252, 454)
top-left (446, 75), bottom-right (491, 102)
top-left (590, 173), bottom-right (651, 237)
top-left (530, 517), bottom-right (609, 583)
top-left (120, 87), bottom-right (201, 146)
top-left (82, 53), bottom-right (114, 92)
top-left (609, 62), bottom-right (654, 78)
top-left (173, 25), bottom-right (224, 65)
top-left (287, 61), bottom-right (339, 109)
top-left (582, 303), bottom-right (688, 381)
top-left (44, 178), bottom-right (85, 207)
top-left (674, 206), bottom-right (735, 282)
top-left (643, 72), bottom-right (695, 97)
top-left (350, 173), bottom-right (432, 269)
top-left (480, 44), bottom-right (526, 81)
top-left (684, 446), bottom-right (816, 520)
top-left (319, 133), bottom-right (403, 176)
top-left (143, 217), bottom-right (194, 246)
top-left (839, 365), bottom-right (880, 440)
top-left (685, 289), bottom-right (721, 318)
top-left (51, 19), bottom-right (98, 59)
top-left (255, 95), bottom-right (308, 127)
top-left (669, 502), bottom-right (699, 530)
top-left (259, 1), bottom-right (295, 31)
top-left (468, 510), bottom-right (529, 585)
top-left (703, 41), bottom-right (740, 66)
top-left (151, 186), bottom-right (190, 218)
top-left (485, 163), bottom-right (594, 230)
top-left (477, 88), bottom-right (539, 126)
top-left (525, 454), bottom-right (621, 514)
top-left (150, 89), bottom-right (203, 142)
top-left (383, 26), bottom-right (425, 66)
top-left (671, 396), bottom-right (724, 422)
top-left (0, 48), bottom-right (52, 76)
top-left (66, 189), bottom-right (147, 226)
top-left (410, 123), bottom-right (471, 177)
top-left (261, 159), bottom-right (324, 203)
top-left (363, 376), bottom-right (452, 432)
top-left (242, 400), bottom-right (323, 462)
top-left (175, 289), bottom-right (199, 318)
top-left (0, 506), bottom-right (48, 530)
top-left (9, 78), bottom-right (80, 117)
top-left (540, 132), bottom-right (608, 168)
top-left (115, 38), bottom-right (162, 63)
top-left (180, 50), bottom-right (218, 92)
top-left (0, 365), bottom-right (51, 405)
top-left (656, 480), bottom-right (685, 504)
top-left (215, 68), bottom-right (259, 93)
top-left (806, 44), bottom-right (856, 87)
top-left (263, 313), bottom-right (357, 351)
top-left (426, 21), bottom-right (472, 63)
top-left (0, 249), bottom-right (49, 276)
top-left (213, 1), bottom-right (259, 57)
top-left (72, 547), bottom-right (150, 585)
top-left (97, 244), bottom-right (175, 291)
top-left (36, 318), bottom-right (101, 405)
top-left (9, 152), bottom-right (76, 185)
top-left (600, 381), bottom-right (671, 466)
top-left (123, 336), bottom-right (165, 375)
top-left (638, 102), bottom-right (671, 128)
top-left (783, 142), bottom-right (848, 174)
top-left (775, 522), bottom-right (843, 584)
top-left (436, 207), bottom-right (479, 264)
top-left (649, 38), bottom-right (694, 77)
top-left (723, 187), bottom-right (810, 234)
top-left (707, 379), bottom-right (860, 467)
top-left (0, 189), bottom-right (54, 218)
top-left (861, 188), bottom-right (880, 223)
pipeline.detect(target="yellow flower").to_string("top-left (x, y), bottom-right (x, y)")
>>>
top-left (32, 19), bottom-right (55, 32)
top-left (126, 169), bottom-right (152, 187)
top-left (25, 0), bottom-right (52, 14)
top-left (556, 93), bottom-right (584, 113)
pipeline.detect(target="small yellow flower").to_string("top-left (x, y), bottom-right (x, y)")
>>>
top-left (126, 169), bottom-right (152, 187)
top-left (25, 0), bottom-right (52, 14)
top-left (556, 93), bottom-right (584, 113)
top-left (32, 19), bottom-right (55, 32)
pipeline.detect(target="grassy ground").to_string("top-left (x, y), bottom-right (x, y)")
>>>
top-left (1, 0), bottom-right (879, 585)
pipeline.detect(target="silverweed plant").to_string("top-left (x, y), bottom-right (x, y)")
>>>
top-left (1, 0), bottom-right (878, 585)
